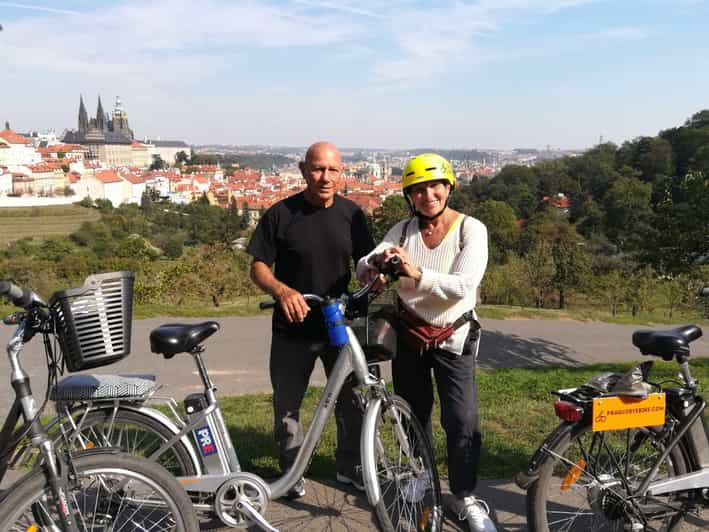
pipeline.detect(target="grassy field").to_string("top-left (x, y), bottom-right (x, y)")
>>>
top-left (0, 204), bottom-right (100, 244)
top-left (215, 358), bottom-right (709, 482)
top-left (132, 299), bottom-right (708, 327)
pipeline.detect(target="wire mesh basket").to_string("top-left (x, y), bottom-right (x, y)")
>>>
top-left (49, 271), bottom-right (135, 372)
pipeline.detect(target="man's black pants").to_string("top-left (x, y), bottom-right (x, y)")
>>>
top-left (270, 332), bottom-right (362, 473)
top-left (392, 331), bottom-right (481, 497)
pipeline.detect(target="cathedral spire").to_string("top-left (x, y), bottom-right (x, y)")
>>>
top-left (78, 95), bottom-right (89, 132)
top-left (96, 95), bottom-right (106, 131)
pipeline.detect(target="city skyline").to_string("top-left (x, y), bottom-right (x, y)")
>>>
top-left (2, 0), bottom-right (707, 150)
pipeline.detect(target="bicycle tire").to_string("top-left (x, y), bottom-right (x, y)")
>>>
top-left (527, 421), bottom-right (709, 531)
top-left (60, 408), bottom-right (198, 477)
top-left (362, 394), bottom-right (442, 532)
top-left (0, 450), bottom-right (200, 531)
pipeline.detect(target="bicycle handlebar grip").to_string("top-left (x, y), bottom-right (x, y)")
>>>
top-left (0, 280), bottom-right (33, 308)
top-left (259, 301), bottom-right (276, 310)
top-left (701, 287), bottom-right (709, 297)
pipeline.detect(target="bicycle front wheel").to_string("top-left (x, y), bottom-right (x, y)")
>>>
top-left (362, 394), bottom-right (442, 532)
top-left (0, 451), bottom-right (200, 532)
top-left (527, 422), bottom-right (709, 531)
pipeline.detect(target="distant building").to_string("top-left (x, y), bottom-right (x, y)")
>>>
top-left (0, 127), bottom-right (41, 168)
top-left (131, 141), bottom-right (152, 168)
top-left (63, 95), bottom-right (134, 166)
top-left (146, 139), bottom-right (191, 165)
top-left (0, 166), bottom-right (12, 195)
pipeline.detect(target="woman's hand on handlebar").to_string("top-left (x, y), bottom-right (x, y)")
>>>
top-left (377, 247), bottom-right (422, 281)
top-left (275, 285), bottom-right (310, 323)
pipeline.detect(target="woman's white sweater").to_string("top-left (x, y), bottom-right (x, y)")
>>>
top-left (357, 214), bottom-right (488, 355)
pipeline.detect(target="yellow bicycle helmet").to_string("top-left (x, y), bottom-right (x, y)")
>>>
top-left (402, 153), bottom-right (456, 192)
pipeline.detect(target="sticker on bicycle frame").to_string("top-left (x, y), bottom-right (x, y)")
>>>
top-left (592, 393), bottom-right (666, 432)
top-left (195, 426), bottom-right (218, 456)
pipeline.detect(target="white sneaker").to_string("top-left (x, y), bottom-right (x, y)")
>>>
top-left (447, 494), bottom-right (497, 532)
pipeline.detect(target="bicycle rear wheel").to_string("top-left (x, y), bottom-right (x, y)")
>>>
top-left (0, 450), bottom-right (199, 531)
top-left (362, 394), bottom-right (442, 532)
top-left (62, 408), bottom-right (198, 477)
top-left (527, 422), bottom-right (709, 531)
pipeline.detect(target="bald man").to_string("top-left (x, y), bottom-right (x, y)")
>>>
top-left (247, 141), bottom-right (374, 498)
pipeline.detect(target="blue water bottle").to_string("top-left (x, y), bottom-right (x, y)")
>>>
top-left (323, 298), bottom-right (348, 346)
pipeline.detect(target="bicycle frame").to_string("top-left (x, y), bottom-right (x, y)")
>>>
top-left (172, 324), bottom-right (383, 500)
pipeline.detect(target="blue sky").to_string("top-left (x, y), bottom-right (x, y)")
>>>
top-left (1, 0), bottom-right (707, 149)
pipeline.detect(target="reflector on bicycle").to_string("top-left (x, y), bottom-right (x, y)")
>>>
top-left (419, 506), bottom-right (432, 531)
top-left (592, 393), bottom-right (666, 432)
top-left (560, 459), bottom-right (585, 491)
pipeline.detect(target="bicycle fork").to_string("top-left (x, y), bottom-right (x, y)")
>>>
top-left (8, 329), bottom-right (80, 532)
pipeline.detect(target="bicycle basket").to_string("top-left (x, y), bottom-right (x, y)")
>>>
top-left (49, 271), bottom-right (135, 372)
top-left (352, 304), bottom-right (397, 363)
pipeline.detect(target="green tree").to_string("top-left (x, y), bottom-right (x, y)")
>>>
top-left (176, 150), bottom-right (189, 164)
top-left (523, 240), bottom-right (554, 308)
top-left (369, 195), bottom-right (410, 242)
top-left (240, 202), bottom-right (251, 231)
top-left (625, 267), bottom-right (659, 318)
top-left (140, 190), bottom-right (153, 214)
top-left (602, 174), bottom-right (652, 251)
top-left (552, 241), bottom-right (591, 309)
top-left (472, 200), bottom-right (519, 264)
top-left (150, 154), bottom-right (167, 170)
top-left (174, 244), bottom-right (243, 307)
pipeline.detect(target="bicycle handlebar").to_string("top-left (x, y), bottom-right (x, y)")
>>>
top-left (0, 280), bottom-right (43, 309)
top-left (258, 255), bottom-right (402, 311)
top-left (700, 287), bottom-right (709, 297)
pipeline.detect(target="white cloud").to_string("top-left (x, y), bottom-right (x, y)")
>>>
top-left (0, 1), bottom-right (82, 15)
top-left (2, 0), bottom-right (359, 85)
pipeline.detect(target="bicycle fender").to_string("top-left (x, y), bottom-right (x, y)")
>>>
top-left (515, 421), bottom-right (579, 489)
top-left (65, 404), bottom-right (203, 476)
top-left (360, 396), bottom-right (383, 507)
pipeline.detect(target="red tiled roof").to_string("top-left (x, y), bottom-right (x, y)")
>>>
top-left (121, 172), bottom-right (145, 184)
top-left (0, 129), bottom-right (33, 145)
top-left (38, 143), bottom-right (84, 154)
top-left (94, 170), bottom-right (123, 184)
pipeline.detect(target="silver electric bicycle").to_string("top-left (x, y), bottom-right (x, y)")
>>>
top-left (0, 276), bottom-right (199, 531)
top-left (517, 289), bottom-right (709, 531)
top-left (18, 263), bottom-right (443, 531)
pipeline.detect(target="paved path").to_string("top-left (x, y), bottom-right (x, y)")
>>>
top-left (1, 316), bottom-right (706, 530)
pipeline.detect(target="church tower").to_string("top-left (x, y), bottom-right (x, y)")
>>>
top-left (78, 95), bottom-right (89, 133)
top-left (96, 96), bottom-right (106, 131)
top-left (111, 96), bottom-right (133, 139)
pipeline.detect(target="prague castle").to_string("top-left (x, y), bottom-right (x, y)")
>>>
top-left (63, 95), bottom-right (188, 167)
top-left (63, 95), bottom-right (135, 166)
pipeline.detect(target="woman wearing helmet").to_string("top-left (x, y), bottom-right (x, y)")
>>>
top-left (357, 153), bottom-right (494, 532)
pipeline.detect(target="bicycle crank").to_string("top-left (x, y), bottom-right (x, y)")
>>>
top-left (214, 472), bottom-right (275, 530)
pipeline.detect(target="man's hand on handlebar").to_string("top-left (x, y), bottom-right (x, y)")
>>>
top-left (275, 285), bottom-right (310, 323)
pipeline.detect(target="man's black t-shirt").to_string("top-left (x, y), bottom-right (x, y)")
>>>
top-left (247, 192), bottom-right (374, 339)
